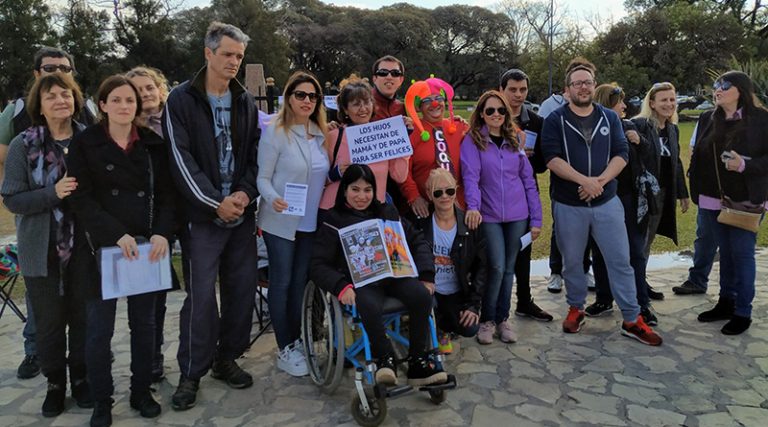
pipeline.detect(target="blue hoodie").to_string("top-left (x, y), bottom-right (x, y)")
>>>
top-left (540, 103), bottom-right (628, 207)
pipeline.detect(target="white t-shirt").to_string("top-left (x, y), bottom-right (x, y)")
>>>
top-left (297, 137), bottom-right (330, 232)
top-left (432, 216), bottom-right (459, 295)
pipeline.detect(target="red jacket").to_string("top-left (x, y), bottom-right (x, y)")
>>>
top-left (399, 119), bottom-right (467, 208)
top-left (372, 87), bottom-right (405, 121)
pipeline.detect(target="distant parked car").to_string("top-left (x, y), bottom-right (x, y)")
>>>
top-left (695, 100), bottom-right (714, 110)
top-left (524, 100), bottom-right (540, 113)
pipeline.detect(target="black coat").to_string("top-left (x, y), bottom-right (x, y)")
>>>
top-left (310, 203), bottom-right (435, 297)
top-left (631, 117), bottom-right (689, 244)
top-left (417, 208), bottom-right (486, 315)
top-left (67, 124), bottom-right (178, 297)
top-left (689, 109), bottom-right (768, 205)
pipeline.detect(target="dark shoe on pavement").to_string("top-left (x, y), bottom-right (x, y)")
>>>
top-left (90, 399), bottom-right (113, 427)
top-left (515, 299), bottom-right (554, 322)
top-left (585, 301), bottom-right (613, 317)
top-left (621, 315), bottom-right (663, 346)
top-left (648, 286), bottom-right (665, 301)
top-left (640, 306), bottom-right (658, 326)
top-left (407, 354), bottom-right (447, 387)
top-left (42, 380), bottom-right (66, 417)
top-left (17, 354), bottom-right (40, 379)
top-left (375, 354), bottom-right (398, 386)
top-left (722, 315), bottom-right (752, 335)
top-left (71, 377), bottom-right (94, 408)
top-left (672, 280), bottom-right (706, 295)
top-left (171, 376), bottom-right (199, 411)
top-left (562, 307), bottom-right (586, 333)
top-left (130, 391), bottom-right (161, 418)
top-left (211, 359), bottom-right (253, 389)
top-left (698, 297), bottom-right (735, 322)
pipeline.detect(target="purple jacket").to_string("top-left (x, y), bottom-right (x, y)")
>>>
top-left (460, 127), bottom-right (542, 226)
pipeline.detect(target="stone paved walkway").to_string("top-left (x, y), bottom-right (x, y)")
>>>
top-left (2, 251), bottom-right (768, 427)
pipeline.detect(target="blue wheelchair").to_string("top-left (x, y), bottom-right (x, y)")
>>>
top-left (301, 281), bottom-right (457, 426)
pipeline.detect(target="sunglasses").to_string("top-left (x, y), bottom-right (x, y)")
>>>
top-left (484, 107), bottom-right (507, 116)
top-left (432, 188), bottom-right (457, 198)
top-left (374, 68), bottom-right (403, 78)
top-left (39, 64), bottom-right (73, 73)
top-left (611, 86), bottom-right (623, 95)
top-left (713, 80), bottom-right (733, 91)
top-left (292, 90), bottom-right (319, 102)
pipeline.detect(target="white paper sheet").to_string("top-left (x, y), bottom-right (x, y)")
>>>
top-left (520, 232), bottom-right (533, 250)
top-left (524, 130), bottom-right (538, 150)
top-left (282, 182), bottom-right (308, 216)
top-left (100, 243), bottom-right (172, 300)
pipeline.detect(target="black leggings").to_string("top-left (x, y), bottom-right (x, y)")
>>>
top-left (355, 277), bottom-right (432, 359)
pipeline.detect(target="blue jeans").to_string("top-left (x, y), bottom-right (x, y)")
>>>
top-left (23, 292), bottom-right (37, 356)
top-left (687, 207), bottom-right (718, 290)
top-left (553, 197), bottom-right (640, 322)
top-left (263, 231), bottom-right (314, 350)
top-left (481, 220), bottom-right (528, 323)
top-left (708, 209), bottom-right (759, 317)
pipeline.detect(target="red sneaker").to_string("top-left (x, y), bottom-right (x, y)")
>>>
top-left (621, 315), bottom-right (663, 346)
top-left (562, 307), bottom-right (585, 333)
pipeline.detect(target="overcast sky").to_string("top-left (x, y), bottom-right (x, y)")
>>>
top-left (182, 0), bottom-right (628, 23)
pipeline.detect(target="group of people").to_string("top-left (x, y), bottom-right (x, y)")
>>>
top-left (2, 19), bottom-right (767, 427)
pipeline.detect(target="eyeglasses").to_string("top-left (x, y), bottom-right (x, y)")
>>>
top-left (421, 96), bottom-right (445, 105)
top-left (432, 188), bottom-right (457, 198)
top-left (568, 80), bottom-right (595, 88)
top-left (713, 80), bottom-right (733, 91)
top-left (39, 64), bottom-right (73, 73)
top-left (484, 107), bottom-right (507, 116)
top-left (652, 82), bottom-right (672, 89)
top-left (374, 69), bottom-right (403, 78)
top-left (348, 99), bottom-right (373, 109)
top-left (292, 90), bottom-right (319, 102)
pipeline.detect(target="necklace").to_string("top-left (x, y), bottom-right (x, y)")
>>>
top-left (54, 139), bottom-right (71, 155)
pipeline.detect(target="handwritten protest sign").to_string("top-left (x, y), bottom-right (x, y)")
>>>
top-left (346, 116), bottom-right (412, 164)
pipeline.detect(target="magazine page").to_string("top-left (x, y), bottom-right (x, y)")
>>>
top-left (381, 219), bottom-right (418, 278)
top-left (338, 219), bottom-right (393, 288)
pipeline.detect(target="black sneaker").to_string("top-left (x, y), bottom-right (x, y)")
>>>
top-left (211, 359), bottom-right (253, 389)
top-left (90, 399), bottom-right (113, 427)
top-left (406, 355), bottom-right (448, 387)
top-left (672, 280), bottom-right (706, 295)
top-left (648, 286), bottom-right (665, 301)
top-left (375, 354), bottom-right (397, 386)
top-left (171, 376), bottom-right (199, 411)
top-left (640, 306), bottom-right (658, 326)
top-left (585, 301), bottom-right (613, 317)
top-left (17, 354), bottom-right (40, 379)
top-left (42, 381), bottom-right (66, 417)
top-left (72, 378), bottom-right (94, 408)
top-left (722, 315), bottom-right (752, 335)
top-left (130, 391), bottom-right (161, 418)
top-left (515, 299), bottom-right (554, 322)
top-left (698, 297), bottom-right (735, 322)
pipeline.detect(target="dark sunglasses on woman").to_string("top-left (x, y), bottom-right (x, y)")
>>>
top-left (484, 107), bottom-right (507, 116)
top-left (713, 80), bottom-right (733, 91)
top-left (292, 90), bottom-right (319, 102)
top-left (433, 188), bottom-right (457, 198)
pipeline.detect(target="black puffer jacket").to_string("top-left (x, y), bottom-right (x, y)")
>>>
top-left (417, 208), bottom-right (486, 314)
top-left (310, 203), bottom-right (435, 296)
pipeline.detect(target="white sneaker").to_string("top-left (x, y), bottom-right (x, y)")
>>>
top-left (547, 274), bottom-right (563, 293)
top-left (277, 344), bottom-right (309, 377)
top-left (586, 272), bottom-right (596, 291)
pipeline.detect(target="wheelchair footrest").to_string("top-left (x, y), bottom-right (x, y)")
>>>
top-left (384, 384), bottom-right (413, 399)
top-left (418, 374), bottom-right (458, 392)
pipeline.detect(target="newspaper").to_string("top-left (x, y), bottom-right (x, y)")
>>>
top-left (337, 219), bottom-right (418, 288)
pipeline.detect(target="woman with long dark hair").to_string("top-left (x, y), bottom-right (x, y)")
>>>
top-left (689, 71), bottom-right (768, 335)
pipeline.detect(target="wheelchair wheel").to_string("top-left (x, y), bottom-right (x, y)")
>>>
top-left (428, 389), bottom-right (446, 404)
top-left (350, 388), bottom-right (387, 427)
top-left (301, 281), bottom-right (344, 393)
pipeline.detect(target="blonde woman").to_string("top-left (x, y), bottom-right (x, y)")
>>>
top-left (126, 66), bottom-right (168, 136)
top-left (257, 71), bottom-right (329, 376)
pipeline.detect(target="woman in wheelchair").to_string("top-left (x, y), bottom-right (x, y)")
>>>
top-left (417, 168), bottom-right (486, 354)
top-left (310, 164), bottom-right (449, 387)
